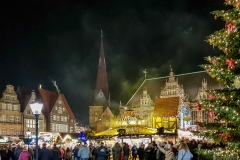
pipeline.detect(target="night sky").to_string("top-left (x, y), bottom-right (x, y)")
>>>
top-left (1, 0), bottom-right (225, 125)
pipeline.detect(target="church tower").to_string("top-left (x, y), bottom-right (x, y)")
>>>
top-left (94, 30), bottom-right (109, 107)
top-left (90, 31), bottom-right (110, 130)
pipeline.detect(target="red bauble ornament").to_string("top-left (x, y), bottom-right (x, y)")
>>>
top-left (226, 58), bottom-right (235, 69)
top-left (209, 94), bottom-right (215, 99)
top-left (223, 136), bottom-right (228, 141)
top-left (225, 0), bottom-right (230, 2)
top-left (208, 111), bottom-right (215, 118)
top-left (225, 22), bottom-right (235, 33)
top-left (218, 134), bottom-right (223, 138)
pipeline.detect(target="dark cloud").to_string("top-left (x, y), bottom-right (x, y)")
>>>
top-left (0, 0), bottom-right (224, 124)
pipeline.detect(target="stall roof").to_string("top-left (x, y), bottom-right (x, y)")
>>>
top-left (94, 126), bottom-right (157, 136)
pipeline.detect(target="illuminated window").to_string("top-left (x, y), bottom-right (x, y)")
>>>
top-left (10, 116), bottom-right (14, 123)
top-left (26, 119), bottom-right (35, 128)
top-left (61, 116), bottom-right (63, 121)
top-left (10, 128), bottom-right (14, 136)
top-left (14, 105), bottom-right (18, 111)
top-left (65, 117), bottom-right (67, 122)
top-left (15, 129), bottom-right (20, 135)
top-left (5, 95), bottom-right (9, 100)
top-left (52, 124), bottom-right (67, 132)
top-left (63, 108), bottom-right (65, 111)
top-left (202, 110), bottom-right (208, 122)
top-left (2, 115), bottom-right (6, 122)
top-left (2, 128), bottom-right (6, 135)
top-left (191, 110), bottom-right (198, 125)
top-left (2, 104), bottom-right (6, 110)
top-left (53, 115), bottom-right (56, 121)
top-left (15, 117), bottom-right (20, 123)
top-left (8, 104), bottom-right (12, 110)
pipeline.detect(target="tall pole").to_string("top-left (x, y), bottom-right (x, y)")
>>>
top-left (35, 114), bottom-right (39, 160)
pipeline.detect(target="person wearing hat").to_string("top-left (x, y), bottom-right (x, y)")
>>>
top-left (38, 143), bottom-right (52, 160)
top-left (78, 142), bottom-right (90, 160)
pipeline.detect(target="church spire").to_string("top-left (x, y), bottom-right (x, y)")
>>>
top-left (94, 30), bottom-right (109, 106)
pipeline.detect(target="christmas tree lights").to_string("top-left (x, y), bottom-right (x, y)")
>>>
top-left (199, 0), bottom-right (240, 157)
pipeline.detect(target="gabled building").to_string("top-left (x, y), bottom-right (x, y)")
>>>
top-left (119, 87), bottom-right (154, 127)
top-left (17, 87), bottom-right (45, 135)
top-left (37, 86), bottom-right (75, 133)
top-left (0, 85), bottom-right (21, 137)
top-left (97, 107), bottom-right (114, 131)
top-left (124, 68), bottom-right (221, 129)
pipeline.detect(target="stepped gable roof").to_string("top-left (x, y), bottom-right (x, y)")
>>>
top-left (100, 107), bottom-right (114, 119)
top-left (154, 97), bottom-right (180, 117)
top-left (37, 88), bottom-right (59, 113)
top-left (61, 94), bottom-right (75, 119)
top-left (126, 71), bottom-right (221, 106)
top-left (17, 86), bottom-right (32, 112)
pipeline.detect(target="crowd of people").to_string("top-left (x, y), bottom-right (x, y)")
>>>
top-left (0, 139), bottom-right (220, 160)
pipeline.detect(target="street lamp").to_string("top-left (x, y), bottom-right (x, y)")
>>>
top-left (29, 101), bottom-right (43, 160)
top-left (26, 128), bottom-right (31, 147)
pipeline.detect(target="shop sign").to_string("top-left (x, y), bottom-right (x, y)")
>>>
top-left (0, 139), bottom-right (7, 143)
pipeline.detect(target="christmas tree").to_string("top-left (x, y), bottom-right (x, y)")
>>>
top-left (198, 0), bottom-right (240, 158)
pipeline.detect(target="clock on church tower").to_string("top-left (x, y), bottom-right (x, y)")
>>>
top-left (98, 91), bottom-right (104, 98)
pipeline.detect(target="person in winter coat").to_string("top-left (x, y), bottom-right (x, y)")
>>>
top-left (112, 142), bottom-right (122, 160)
top-left (14, 144), bottom-right (23, 160)
top-left (137, 144), bottom-right (145, 160)
top-left (131, 145), bottom-right (138, 160)
top-left (52, 144), bottom-right (61, 160)
top-left (38, 143), bottom-right (52, 160)
top-left (18, 146), bottom-right (31, 160)
top-left (65, 147), bottom-right (72, 160)
top-left (122, 143), bottom-right (130, 160)
top-left (73, 145), bottom-right (80, 160)
top-left (177, 142), bottom-right (193, 160)
top-left (144, 143), bottom-right (153, 160)
top-left (97, 142), bottom-right (109, 160)
top-left (78, 142), bottom-right (90, 160)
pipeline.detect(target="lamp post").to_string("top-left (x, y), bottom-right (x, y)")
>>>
top-left (29, 101), bottom-right (43, 160)
top-left (26, 128), bottom-right (31, 147)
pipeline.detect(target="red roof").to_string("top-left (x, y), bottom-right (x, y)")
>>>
top-left (37, 88), bottom-right (59, 113)
top-left (61, 94), bottom-right (75, 119)
top-left (153, 97), bottom-right (180, 117)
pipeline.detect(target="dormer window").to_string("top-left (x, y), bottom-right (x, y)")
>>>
top-left (5, 95), bottom-right (9, 100)
top-left (58, 100), bottom-right (62, 104)
top-left (55, 106), bottom-right (57, 110)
